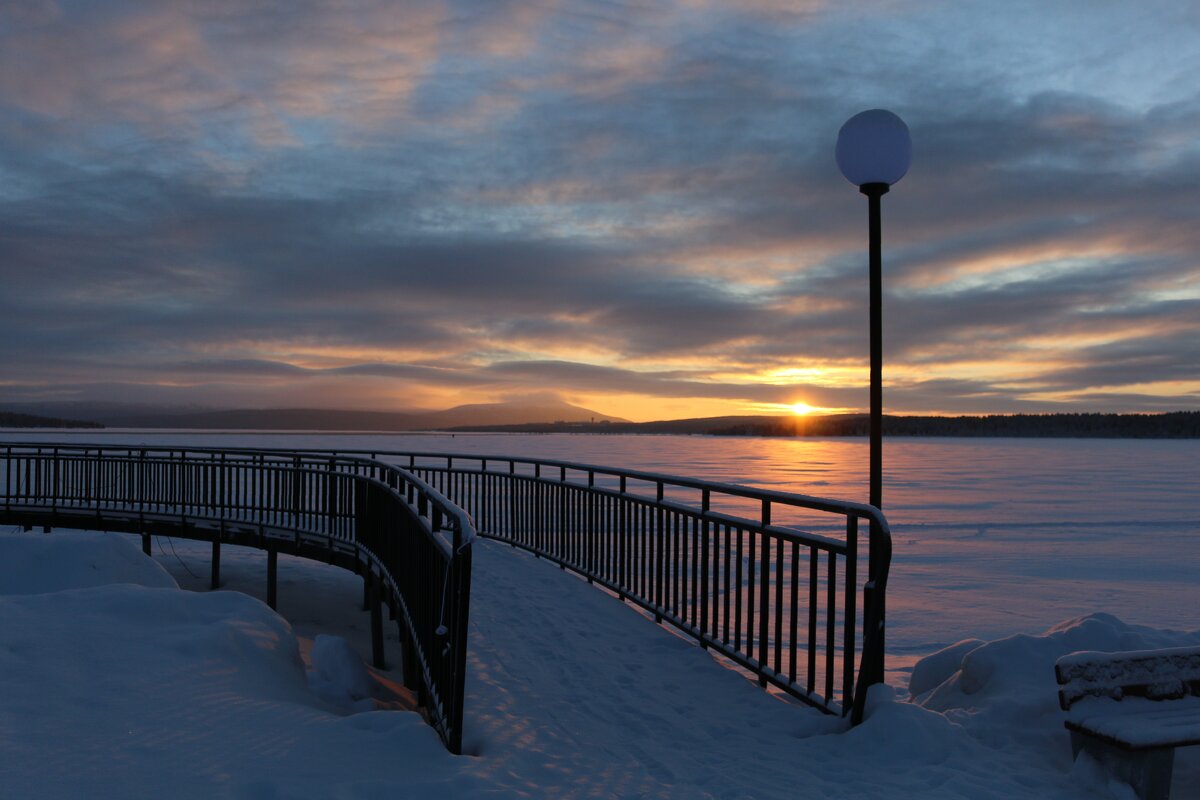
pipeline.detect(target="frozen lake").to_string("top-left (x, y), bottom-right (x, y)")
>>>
top-left (3, 430), bottom-right (1197, 680)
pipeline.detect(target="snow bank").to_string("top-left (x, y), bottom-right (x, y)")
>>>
top-left (908, 613), bottom-right (1200, 796)
top-left (914, 613), bottom-right (1200, 718)
top-left (0, 531), bottom-right (484, 798)
top-left (4, 529), bottom-right (1198, 799)
top-left (307, 633), bottom-right (376, 713)
top-left (0, 530), bottom-right (177, 594)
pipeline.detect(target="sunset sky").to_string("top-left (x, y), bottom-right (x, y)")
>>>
top-left (1, 0), bottom-right (1197, 421)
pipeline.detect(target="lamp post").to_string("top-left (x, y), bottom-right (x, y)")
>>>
top-left (835, 109), bottom-right (910, 517)
top-left (836, 109), bottom-right (910, 696)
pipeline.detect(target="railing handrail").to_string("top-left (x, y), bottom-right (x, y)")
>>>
top-left (1, 442), bottom-right (476, 549)
top-left (327, 448), bottom-right (891, 529)
top-left (2, 442), bottom-right (889, 532)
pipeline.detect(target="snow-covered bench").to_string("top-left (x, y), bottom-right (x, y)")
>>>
top-left (1055, 646), bottom-right (1200, 800)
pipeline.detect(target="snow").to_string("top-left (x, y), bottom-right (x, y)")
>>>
top-left (2, 529), bottom-right (1197, 798)
top-left (1057, 645), bottom-right (1200, 702)
top-left (0, 532), bottom-right (482, 798)
top-left (1067, 696), bottom-right (1200, 750)
top-left (0, 530), bottom-right (178, 594)
top-left (308, 634), bottom-right (378, 714)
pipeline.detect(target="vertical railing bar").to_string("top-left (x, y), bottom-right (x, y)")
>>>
top-left (807, 546), bottom-right (818, 695)
top-left (843, 516), bottom-right (858, 712)
top-left (734, 525), bottom-right (744, 652)
top-left (774, 534), bottom-right (784, 675)
top-left (758, 530), bottom-right (770, 683)
top-left (722, 522), bottom-right (732, 643)
top-left (825, 550), bottom-right (837, 707)
top-left (789, 539), bottom-right (800, 685)
top-left (747, 527), bottom-right (758, 660)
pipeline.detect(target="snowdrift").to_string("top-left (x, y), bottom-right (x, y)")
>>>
top-left (1, 530), bottom-right (1196, 799)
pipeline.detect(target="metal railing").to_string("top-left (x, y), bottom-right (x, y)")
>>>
top-left (0, 441), bottom-right (892, 727)
top-left (322, 449), bottom-right (891, 722)
top-left (0, 443), bottom-right (474, 753)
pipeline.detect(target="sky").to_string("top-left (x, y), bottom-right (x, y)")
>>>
top-left (1, 0), bottom-right (1198, 422)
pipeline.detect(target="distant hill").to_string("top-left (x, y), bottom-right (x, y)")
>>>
top-left (451, 411), bottom-right (1200, 438)
top-left (0, 411), bottom-right (104, 429)
top-left (5, 400), bottom-right (626, 431)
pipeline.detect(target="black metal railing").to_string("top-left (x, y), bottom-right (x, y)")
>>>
top-left (321, 449), bottom-right (891, 722)
top-left (0, 443), bottom-right (474, 753)
top-left (0, 441), bottom-right (892, 727)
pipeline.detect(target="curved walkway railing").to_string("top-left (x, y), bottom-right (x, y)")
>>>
top-left (0, 443), bottom-right (474, 753)
top-left (0, 442), bottom-right (892, 731)
top-left (322, 449), bottom-right (892, 723)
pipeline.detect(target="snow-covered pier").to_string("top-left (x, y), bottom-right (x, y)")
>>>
top-left (1, 442), bottom-right (891, 750)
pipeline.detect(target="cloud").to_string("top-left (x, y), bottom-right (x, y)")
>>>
top-left (1, 1), bottom-right (1198, 418)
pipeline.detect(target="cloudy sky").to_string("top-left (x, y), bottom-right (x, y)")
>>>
top-left (1, 0), bottom-right (1197, 421)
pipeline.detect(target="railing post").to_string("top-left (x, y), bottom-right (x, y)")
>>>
top-left (291, 456), bottom-right (302, 538)
top-left (448, 544), bottom-right (472, 756)
top-left (699, 489), bottom-right (710, 645)
top-left (401, 623), bottom-right (421, 694)
top-left (853, 513), bottom-right (889, 725)
top-left (211, 539), bottom-right (221, 590)
top-left (586, 471), bottom-right (595, 582)
top-left (508, 460), bottom-right (516, 539)
top-left (51, 447), bottom-right (59, 514)
top-left (327, 459), bottom-right (337, 536)
top-left (655, 481), bottom-right (664, 623)
top-left (369, 569), bottom-right (386, 669)
top-left (267, 548), bottom-right (278, 610)
top-left (868, 516), bottom-right (885, 685)
top-left (758, 501), bottom-right (771, 687)
top-left (843, 516), bottom-right (857, 712)
top-left (138, 449), bottom-right (147, 516)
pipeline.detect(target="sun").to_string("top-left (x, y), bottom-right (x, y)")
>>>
top-left (789, 402), bottom-right (816, 416)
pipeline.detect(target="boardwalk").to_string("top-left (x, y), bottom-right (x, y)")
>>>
top-left (0, 442), bottom-right (892, 749)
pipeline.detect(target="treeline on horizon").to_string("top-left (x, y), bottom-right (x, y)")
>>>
top-left (717, 411), bottom-right (1200, 438)
top-left (1, 408), bottom-right (1196, 438)
top-left (455, 411), bottom-right (1200, 438)
top-left (0, 412), bottom-right (104, 429)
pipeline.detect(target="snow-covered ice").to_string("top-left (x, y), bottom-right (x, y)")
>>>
top-left (1, 529), bottom-right (1196, 798)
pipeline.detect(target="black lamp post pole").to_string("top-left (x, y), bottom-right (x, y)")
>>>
top-left (861, 180), bottom-right (888, 688)
top-left (861, 181), bottom-right (888, 515)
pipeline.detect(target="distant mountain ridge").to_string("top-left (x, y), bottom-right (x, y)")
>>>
top-left (0, 400), bottom-right (625, 431)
